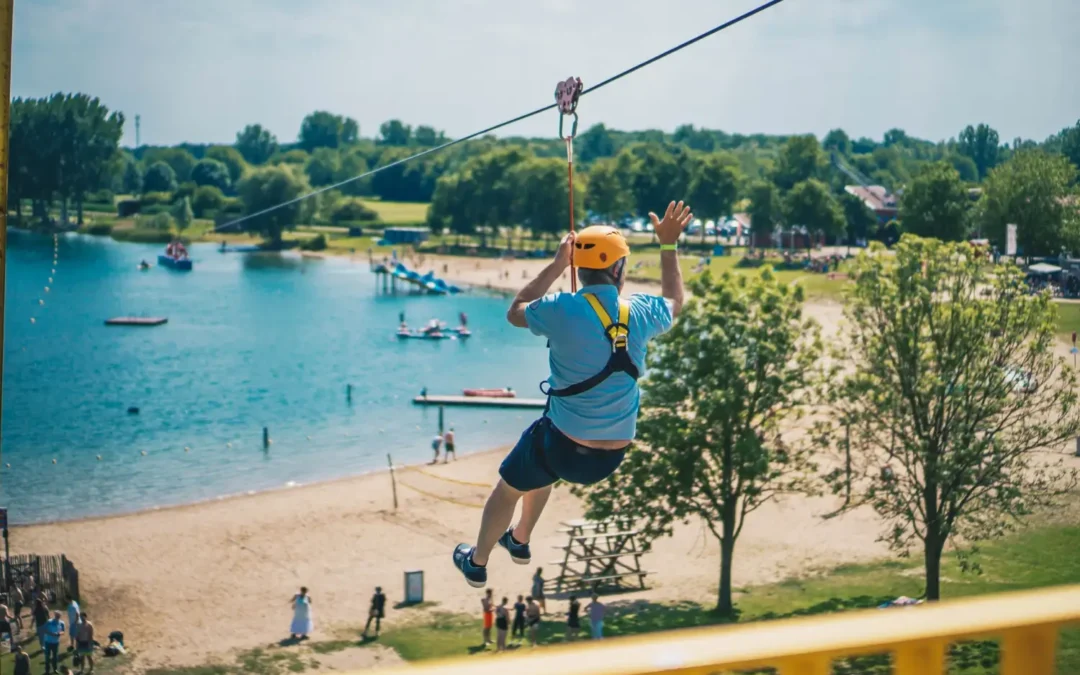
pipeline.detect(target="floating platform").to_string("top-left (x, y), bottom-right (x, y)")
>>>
top-left (105, 317), bottom-right (168, 326)
top-left (412, 395), bottom-right (546, 409)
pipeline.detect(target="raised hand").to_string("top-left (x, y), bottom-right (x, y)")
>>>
top-left (649, 201), bottom-right (693, 246)
top-left (553, 231), bottom-right (575, 270)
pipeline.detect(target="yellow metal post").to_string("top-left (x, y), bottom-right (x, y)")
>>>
top-left (894, 639), bottom-right (946, 674)
top-left (1000, 626), bottom-right (1058, 675)
top-left (0, 0), bottom-right (13, 474)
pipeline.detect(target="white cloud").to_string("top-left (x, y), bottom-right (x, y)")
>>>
top-left (12, 0), bottom-right (1080, 147)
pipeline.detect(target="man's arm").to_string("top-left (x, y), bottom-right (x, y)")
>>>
top-left (649, 201), bottom-right (693, 319)
top-left (659, 249), bottom-right (684, 318)
top-left (506, 233), bottom-right (574, 328)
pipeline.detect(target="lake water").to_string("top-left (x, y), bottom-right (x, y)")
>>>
top-left (1, 230), bottom-right (550, 524)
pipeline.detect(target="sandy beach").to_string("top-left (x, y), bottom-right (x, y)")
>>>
top-left (15, 251), bottom-right (1075, 672)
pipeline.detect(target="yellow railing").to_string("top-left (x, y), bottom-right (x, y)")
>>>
top-left (387, 585), bottom-right (1080, 675)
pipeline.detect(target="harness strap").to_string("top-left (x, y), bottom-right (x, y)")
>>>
top-left (543, 294), bottom-right (640, 398)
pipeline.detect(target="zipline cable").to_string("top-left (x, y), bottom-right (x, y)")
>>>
top-left (214, 0), bottom-right (787, 233)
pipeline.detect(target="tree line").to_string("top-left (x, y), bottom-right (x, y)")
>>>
top-left (8, 91), bottom-right (1080, 254)
top-left (577, 236), bottom-right (1080, 617)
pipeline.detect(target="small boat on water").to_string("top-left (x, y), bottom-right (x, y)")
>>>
top-left (396, 330), bottom-right (462, 341)
top-left (463, 388), bottom-right (515, 398)
top-left (159, 240), bottom-right (193, 271)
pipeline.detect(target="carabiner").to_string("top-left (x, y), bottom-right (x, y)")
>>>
top-left (554, 76), bottom-right (583, 139)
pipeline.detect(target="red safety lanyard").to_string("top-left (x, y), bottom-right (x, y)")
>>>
top-left (555, 76), bottom-right (583, 292)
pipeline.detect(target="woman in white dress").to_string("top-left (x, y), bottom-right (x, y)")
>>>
top-left (289, 587), bottom-right (313, 640)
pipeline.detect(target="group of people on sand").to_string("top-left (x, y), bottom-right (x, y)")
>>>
top-left (479, 568), bottom-right (606, 651)
top-left (430, 427), bottom-right (457, 464)
top-left (288, 586), bottom-right (388, 642)
top-left (1, 586), bottom-right (102, 675)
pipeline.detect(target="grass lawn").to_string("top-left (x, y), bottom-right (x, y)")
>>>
top-left (358, 200), bottom-right (428, 225)
top-left (1055, 302), bottom-right (1080, 341)
top-left (334, 522), bottom-right (1080, 673)
top-left (628, 249), bottom-right (851, 301)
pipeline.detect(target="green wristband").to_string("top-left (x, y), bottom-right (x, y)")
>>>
top-left (660, 244), bottom-right (677, 251)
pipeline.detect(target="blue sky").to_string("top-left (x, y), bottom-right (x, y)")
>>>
top-left (13, 0), bottom-right (1080, 148)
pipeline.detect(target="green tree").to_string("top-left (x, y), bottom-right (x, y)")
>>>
top-left (783, 179), bottom-right (845, 248)
top-left (428, 172), bottom-right (477, 245)
top-left (191, 185), bottom-right (225, 218)
top-left (957, 123), bottom-right (1001, 179)
top-left (335, 150), bottom-right (372, 197)
top-left (142, 147), bottom-right (197, 183)
top-left (378, 119), bottom-right (412, 146)
top-left (122, 156), bottom-right (144, 194)
top-left (370, 147), bottom-right (430, 202)
top-left (673, 124), bottom-right (716, 152)
top-left (823, 128), bottom-right (851, 156)
top-left (234, 124), bottom-right (279, 164)
top-left (172, 196), bottom-right (194, 231)
top-left (143, 161), bottom-right (178, 193)
top-left (413, 125), bottom-right (447, 147)
top-left (509, 156), bottom-right (584, 241)
top-left (946, 153), bottom-right (979, 182)
top-left (978, 150), bottom-right (1079, 255)
top-left (205, 145), bottom-right (247, 186)
top-left (578, 123), bottom-right (615, 163)
top-left (829, 237), bottom-right (1080, 601)
top-left (457, 147), bottom-right (529, 247)
top-left (839, 191), bottom-right (877, 244)
top-left (772, 135), bottom-right (825, 191)
top-left (584, 157), bottom-right (633, 222)
top-left (1055, 119), bottom-right (1080, 180)
top-left (305, 148), bottom-right (341, 188)
top-left (747, 180), bottom-right (781, 248)
top-left (237, 165), bottom-right (312, 245)
top-left (191, 158), bottom-right (231, 192)
top-left (575, 269), bottom-right (822, 616)
top-left (299, 111), bottom-right (357, 151)
top-left (621, 143), bottom-right (694, 218)
top-left (898, 161), bottom-right (970, 241)
top-left (689, 154), bottom-right (740, 245)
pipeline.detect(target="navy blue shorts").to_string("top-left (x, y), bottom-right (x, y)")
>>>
top-left (498, 417), bottom-right (628, 492)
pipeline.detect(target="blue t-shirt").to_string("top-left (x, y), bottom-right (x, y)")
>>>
top-left (525, 284), bottom-right (674, 440)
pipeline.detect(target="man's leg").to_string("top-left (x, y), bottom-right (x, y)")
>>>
top-left (470, 480), bottom-right (523, 566)
top-left (510, 484), bottom-right (552, 544)
top-left (363, 615), bottom-right (372, 636)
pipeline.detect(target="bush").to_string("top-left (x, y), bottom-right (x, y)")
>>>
top-left (301, 234), bottom-right (328, 251)
top-left (330, 198), bottom-right (378, 224)
top-left (174, 181), bottom-right (197, 200)
top-left (191, 185), bottom-right (226, 218)
top-left (141, 191), bottom-right (174, 206)
top-left (149, 212), bottom-right (174, 231)
top-left (87, 189), bottom-right (114, 204)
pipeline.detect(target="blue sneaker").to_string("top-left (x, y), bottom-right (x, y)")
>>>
top-left (498, 528), bottom-right (531, 565)
top-left (453, 544), bottom-right (487, 588)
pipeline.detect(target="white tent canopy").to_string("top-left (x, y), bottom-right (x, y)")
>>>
top-left (1028, 262), bottom-right (1063, 275)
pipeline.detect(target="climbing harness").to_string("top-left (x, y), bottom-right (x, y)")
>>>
top-left (555, 76), bottom-right (584, 292)
top-left (541, 293), bottom-right (640, 400)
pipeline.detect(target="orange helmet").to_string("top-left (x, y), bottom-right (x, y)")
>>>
top-left (573, 226), bottom-right (630, 269)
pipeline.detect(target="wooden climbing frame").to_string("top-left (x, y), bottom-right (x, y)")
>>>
top-left (547, 517), bottom-right (649, 595)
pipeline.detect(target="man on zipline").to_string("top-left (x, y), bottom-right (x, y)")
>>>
top-left (453, 200), bottom-right (692, 587)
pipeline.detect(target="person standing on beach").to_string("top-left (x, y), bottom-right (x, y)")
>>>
top-left (525, 596), bottom-right (541, 647)
top-left (452, 204), bottom-right (691, 588)
top-left (43, 611), bottom-right (65, 675)
top-left (565, 595), bottom-right (581, 641)
top-left (67, 597), bottom-right (80, 651)
top-left (32, 599), bottom-right (50, 649)
top-left (362, 587), bottom-right (386, 639)
top-left (585, 594), bottom-right (606, 640)
top-left (75, 613), bottom-right (94, 674)
top-left (511, 595), bottom-right (526, 641)
top-left (480, 589), bottom-right (494, 646)
top-left (11, 585), bottom-right (24, 631)
top-left (0, 604), bottom-right (14, 652)
top-left (494, 597), bottom-right (509, 652)
top-left (443, 428), bottom-right (456, 463)
top-left (289, 587), bottom-right (313, 641)
top-left (13, 645), bottom-right (31, 675)
top-left (429, 434), bottom-right (442, 464)
top-left (531, 569), bottom-right (547, 615)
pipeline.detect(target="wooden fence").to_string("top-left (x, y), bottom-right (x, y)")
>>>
top-left (1, 554), bottom-right (80, 603)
